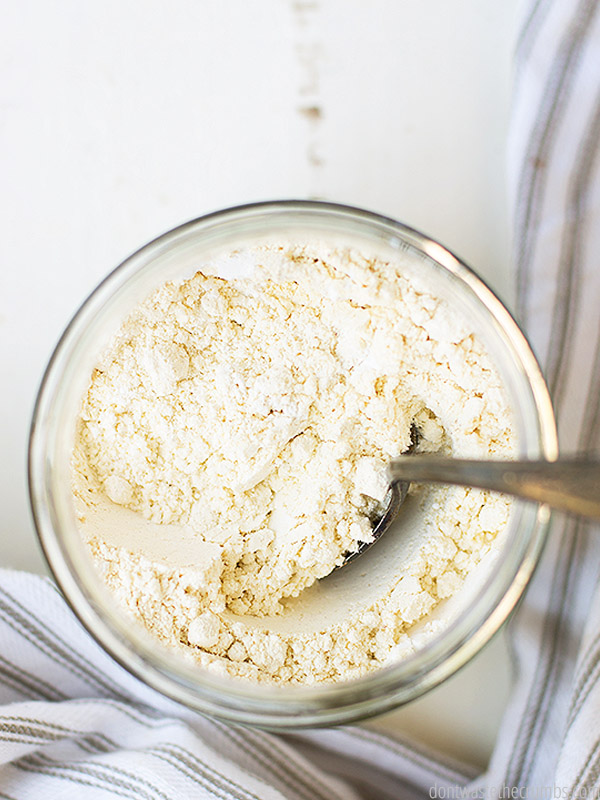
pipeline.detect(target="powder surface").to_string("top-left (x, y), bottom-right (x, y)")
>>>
top-left (73, 244), bottom-right (515, 684)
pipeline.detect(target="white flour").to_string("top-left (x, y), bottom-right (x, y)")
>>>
top-left (73, 245), bottom-right (515, 684)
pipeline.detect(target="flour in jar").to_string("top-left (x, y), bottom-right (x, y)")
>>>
top-left (73, 244), bottom-right (515, 684)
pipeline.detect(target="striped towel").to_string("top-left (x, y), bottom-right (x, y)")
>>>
top-left (1, 0), bottom-right (600, 797)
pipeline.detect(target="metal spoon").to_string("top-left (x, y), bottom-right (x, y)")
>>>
top-left (341, 455), bottom-right (600, 568)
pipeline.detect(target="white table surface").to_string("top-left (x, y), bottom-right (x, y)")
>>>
top-left (1, 0), bottom-right (519, 770)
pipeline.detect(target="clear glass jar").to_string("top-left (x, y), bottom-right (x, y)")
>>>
top-left (28, 201), bottom-right (557, 728)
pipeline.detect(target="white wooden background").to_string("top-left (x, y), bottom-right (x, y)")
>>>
top-left (1, 0), bottom-right (519, 768)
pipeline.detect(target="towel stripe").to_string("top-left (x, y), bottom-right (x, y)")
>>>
top-left (0, 588), bottom-right (129, 702)
top-left (15, 755), bottom-right (154, 800)
top-left (504, 519), bottom-right (584, 786)
top-left (344, 726), bottom-right (474, 785)
top-left (567, 738), bottom-right (600, 799)
top-left (514, 0), bottom-right (598, 323)
top-left (578, 752), bottom-right (600, 800)
top-left (213, 720), bottom-right (342, 800)
top-left (515, 0), bottom-right (556, 59)
top-left (545, 90), bottom-right (600, 407)
top-left (2, 713), bottom-right (274, 800)
top-left (580, 321), bottom-right (600, 454)
top-left (0, 655), bottom-right (67, 703)
top-left (566, 627), bottom-right (600, 727)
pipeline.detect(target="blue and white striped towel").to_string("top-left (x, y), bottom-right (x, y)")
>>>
top-left (2, 0), bottom-right (600, 796)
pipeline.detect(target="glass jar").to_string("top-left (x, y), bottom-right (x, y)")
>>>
top-left (28, 201), bottom-right (557, 728)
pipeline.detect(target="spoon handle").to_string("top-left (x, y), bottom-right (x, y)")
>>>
top-left (388, 457), bottom-right (600, 520)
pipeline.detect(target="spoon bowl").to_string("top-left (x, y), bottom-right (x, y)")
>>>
top-left (338, 453), bottom-right (600, 570)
